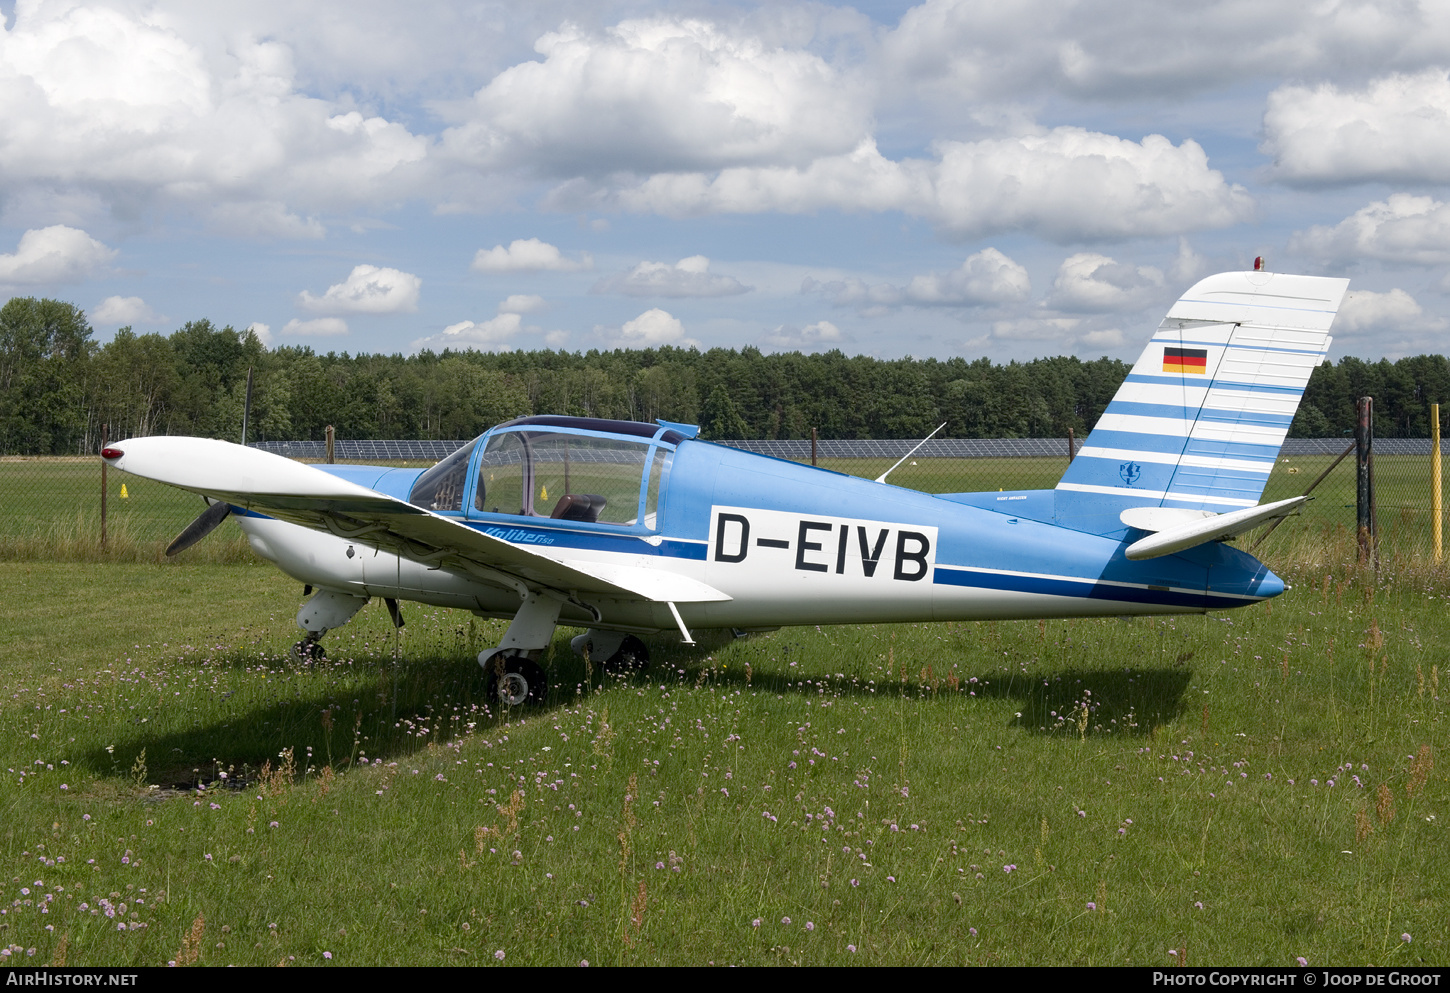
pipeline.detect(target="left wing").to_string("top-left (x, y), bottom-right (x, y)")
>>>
top-left (104, 437), bottom-right (730, 604)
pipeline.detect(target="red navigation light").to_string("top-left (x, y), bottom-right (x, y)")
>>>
top-left (101, 447), bottom-right (124, 459)
top-left (1253, 256), bottom-right (1265, 271)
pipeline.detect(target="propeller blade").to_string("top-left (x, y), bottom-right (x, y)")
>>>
top-left (166, 501), bottom-right (232, 557)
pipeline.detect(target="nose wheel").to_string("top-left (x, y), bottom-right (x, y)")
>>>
top-left (483, 653), bottom-right (547, 707)
top-left (292, 638), bottom-right (326, 662)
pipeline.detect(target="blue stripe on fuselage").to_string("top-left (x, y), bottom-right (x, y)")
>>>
top-left (932, 566), bottom-right (1258, 610)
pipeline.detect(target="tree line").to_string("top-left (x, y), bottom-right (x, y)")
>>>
top-left (2, 296), bottom-right (1448, 455)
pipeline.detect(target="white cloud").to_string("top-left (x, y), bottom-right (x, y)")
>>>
top-left (0, 225), bottom-right (114, 284)
top-left (962, 314), bottom-right (1132, 355)
top-left (0, 5), bottom-right (429, 221)
top-left (805, 248), bottom-right (1030, 313)
top-left (245, 321), bottom-right (274, 347)
top-left (299, 264), bottom-right (421, 314)
top-left (593, 255), bottom-right (750, 297)
top-left (1080, 328), bottom-right (1126, 348)
top-left (801, 275), bottom-right (902, 316)
top-left (1335, 288), bottom-right (1444, 336)
top-left (757, 320), bottom-right (848, 352)
top-left (1290, 195), bottom-right (1450, 265)
top-left (613, 130), bottom-right (1252, 242)
top-left (208, 202), bottom-right (326, 240)
top-left (471, 238), bottom-right (592, 273)
top-left (600, 308), bottom-right (699, 348)
top-left (441, 18), bottom-right (870, 177)
top-left (412, 312), bottom-right (524, 353)
top-left (282, 317), bottom-right (349, 336)
top-left (1169, 237), bottom-right (1208, 285)
top-left (1264, 70), bottom-right (1450, 185)
top-left (989, 317), bottom-right (1082, 341)
top-left (1047, 253), bottom-right (1165, 313)
top-left (498, 294), bottom-right (546, 314)
top-left (883, 0), bottom-right (1450, 105)
top-left (90, 295), bottom-right (163, 325)
top-left (902, 248), bottom-right (1030, 305)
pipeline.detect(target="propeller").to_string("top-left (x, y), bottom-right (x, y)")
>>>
top-left (166, 499), bottom-right (232, 557)
top-left (167, 365), bottom-right (253, 558)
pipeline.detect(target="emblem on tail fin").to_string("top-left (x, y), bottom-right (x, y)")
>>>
top-left (1119, 461), bottom-right (1143, 485)
top-left (1162, 347), bottom-right (1207, 374)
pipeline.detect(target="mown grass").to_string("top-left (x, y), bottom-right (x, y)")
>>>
top-left (0, 558), bottom-right (1445, 966)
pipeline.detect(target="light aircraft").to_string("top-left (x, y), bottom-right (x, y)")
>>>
top-left (102, 270), bottom-right (1348, 706)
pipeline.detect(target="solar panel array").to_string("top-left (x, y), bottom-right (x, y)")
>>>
top-left (252, 439), bottom-right (468, 460)
top-left (251, 437), bottom-right (1450, 461)
top-left (715, 438), bottom-right (1080, 459)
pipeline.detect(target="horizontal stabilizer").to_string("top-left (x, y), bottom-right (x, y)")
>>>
top-left (1119, 507), bottom-right (1216, 532)
top-left (1123, 496), bottom-right (1307, 560)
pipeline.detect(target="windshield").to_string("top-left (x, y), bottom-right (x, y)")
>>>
top-left (408, 439), bottom-right (478, 513)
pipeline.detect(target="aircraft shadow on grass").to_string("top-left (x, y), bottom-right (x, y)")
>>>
top-left (75, 635), bottom-right (1195, 788)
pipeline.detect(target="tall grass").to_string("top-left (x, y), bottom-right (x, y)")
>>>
top-left (0, 509), bottom-right (255, 564)
top-left (1252, 517), bottom-right (1448, 587)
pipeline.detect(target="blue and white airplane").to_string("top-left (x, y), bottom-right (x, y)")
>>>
top-left (102, 269), bottom-right (1348, 706)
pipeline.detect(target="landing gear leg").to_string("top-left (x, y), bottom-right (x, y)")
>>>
top-left (478, 592), bottom-right (563, 708)
top-left (292, 636), bottom-right (326, 662)
top-left (292, 590), bottom-right (367, 662)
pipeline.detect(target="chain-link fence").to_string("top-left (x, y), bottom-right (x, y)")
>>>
top-left (2, 436), bottom-right (1446, 568)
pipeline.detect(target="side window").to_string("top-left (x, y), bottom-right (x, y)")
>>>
top-left (475, 432), bottom-right (527, 515)
top-left (471, 430), bottom-right (655, 526)
top-left (643, 447), bottom-right (672, 529)
top-left (529, 435), bottom-right (650, 525)
top-left (408, 440), bottom-right (477, 513)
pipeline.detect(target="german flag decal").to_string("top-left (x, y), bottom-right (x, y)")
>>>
top-left (1163, 347), bottom-right (1208, 374)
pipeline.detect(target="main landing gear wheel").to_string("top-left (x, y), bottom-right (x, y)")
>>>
top-left (485, 655), bottom-right (547, 708)
top-left (605, 635), bottom-right (649, 672)
top-left (292, 639), bottom-right (326, 662)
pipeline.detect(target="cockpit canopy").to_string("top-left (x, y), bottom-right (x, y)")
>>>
top-left (408, 417), bottom-right (685, 529)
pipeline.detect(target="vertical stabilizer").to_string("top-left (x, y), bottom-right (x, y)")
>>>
top-left (1055, 270), bottom-right (1349, 536)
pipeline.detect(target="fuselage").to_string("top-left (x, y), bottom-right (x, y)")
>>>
top-left (237, 416), bottom-right (1284, 636)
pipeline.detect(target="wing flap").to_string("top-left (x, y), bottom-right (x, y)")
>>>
top-left (106, 436), bottom-right (731, 604)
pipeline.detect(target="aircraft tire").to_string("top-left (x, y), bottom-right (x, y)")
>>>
top-left (292, 640), bottom-right (326, 662)
top-left (605, 635), bottom-right (649, 671)
top-left (486, 655), bottom-right (547, 708)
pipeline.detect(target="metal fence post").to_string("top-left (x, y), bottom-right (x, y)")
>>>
top-left (810, 426), bottom-right (817, 467)
top-left (1356, 396), bottom-right (1375, 566)
top-left (1434, 402), bottom-right (1443, 564)
top-left (100, 422), bottom-right (108, 552)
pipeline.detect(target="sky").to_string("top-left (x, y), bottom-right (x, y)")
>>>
top-left (4, 0), bottom-right (1450, 364)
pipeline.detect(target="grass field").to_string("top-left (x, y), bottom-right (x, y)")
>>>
top-left (0, 555), bottom-right (1445, 966)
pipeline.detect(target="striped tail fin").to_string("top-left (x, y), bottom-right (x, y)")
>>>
top-left (1055, 270), bottom-right (1350, 536)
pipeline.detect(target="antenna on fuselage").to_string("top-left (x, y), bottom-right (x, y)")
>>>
top-left (875, 422), bottom-right (947, 484)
